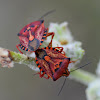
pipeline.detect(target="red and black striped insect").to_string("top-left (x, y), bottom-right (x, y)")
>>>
top-left (16, 20), bottom-right (54, 54)
top-left (35, 46), bottom-right (72, 81)
top-left (35, 46), bottom-right (91, 95)
top-left (16, 10), bottom-right (55, 54)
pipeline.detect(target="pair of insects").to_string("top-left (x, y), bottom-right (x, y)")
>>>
top-left (16, 20), bottom-right (72, 81)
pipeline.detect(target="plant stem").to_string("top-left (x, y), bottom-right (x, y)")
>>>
top-left (70, 69), bottom-right (96, 86)
top-left (10, 51), bottom-right (35, 65)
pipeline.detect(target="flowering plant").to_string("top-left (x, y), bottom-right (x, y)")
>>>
top-left (0, 22), bottom-right (99, 100)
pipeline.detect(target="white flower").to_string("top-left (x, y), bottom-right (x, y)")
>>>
top-left (65, 41), bottom-right (85, 61)
top-left (49, 22), bottom-right (73, 44)
top-left (86, 79), bottom-right (100, 100)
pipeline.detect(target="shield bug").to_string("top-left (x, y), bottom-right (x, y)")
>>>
top-left (35, 46), bottom-right (72, 81)
top-left (16, 20), bottom-right (54, 54)
top-left (16, 10), bottom-right (55, 54)
top-left (35, 45), bottom-right (91, 95)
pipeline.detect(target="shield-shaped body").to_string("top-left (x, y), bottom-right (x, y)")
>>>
top-left (35, 47), bottom-right (71, 81)
top-left (16, 20), bottom-right (54, 54)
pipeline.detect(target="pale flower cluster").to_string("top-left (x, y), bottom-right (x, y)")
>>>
top-left (86, 60), bottom-right (100, 100)
top-left (48, 22), bottom-right (85, 66)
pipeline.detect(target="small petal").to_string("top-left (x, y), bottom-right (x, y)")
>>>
top-left (65, 41), bottom-right (85, 61)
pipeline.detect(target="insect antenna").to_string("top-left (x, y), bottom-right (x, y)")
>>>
top-left (58, 61), bottom-right (92, 96)
top-left (58, 77), bottom-right (67, 96)
top-left (70, 61), bottom-right (92, 73)
top-left (38, 9), bottom-right (56, 20)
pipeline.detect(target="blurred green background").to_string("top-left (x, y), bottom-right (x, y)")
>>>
top-left (0, 0), bottom-right (99, 100)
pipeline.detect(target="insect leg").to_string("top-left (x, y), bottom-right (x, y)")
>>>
top-left (69, 60), bottom-right (76, 63)
top-left (16, 44), bottom-right (23, 54)
top-left (43, 76), bottom-right (50, 79)
top-left (38, 71), bottom-right (45, 78)
top-left (46, 32), bottom-right (55, 47)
